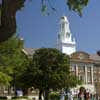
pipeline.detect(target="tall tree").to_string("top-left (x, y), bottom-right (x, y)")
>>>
top-left (0, 36), bottom-right (30, 95)
top-left (20, 48), bottom-right (80, 100)
top-left (0, 0), bottom-right (89, 42)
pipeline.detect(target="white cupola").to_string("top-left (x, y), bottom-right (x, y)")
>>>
top-left (57, 16), bottom-right (76, 55)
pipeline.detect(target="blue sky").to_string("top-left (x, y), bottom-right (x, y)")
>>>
top-left (16, 0), bottom-right (100, 54)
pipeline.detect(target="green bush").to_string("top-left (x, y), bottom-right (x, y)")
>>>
top-left (12, 96), bottom-right (28, 99)
top-left (0, 96), bottom-right (7, 100)
top-left (49, 92), bottom-right (60, 100)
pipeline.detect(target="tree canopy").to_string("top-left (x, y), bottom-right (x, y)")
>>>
top-left (0, 36), bottom-right (30, 93)
top-left (18, 48), bottom-right (80, 100)
top-left (0, 0), bottom-right (89, 42)
top-left (32, 48), bottom-right (70, 90)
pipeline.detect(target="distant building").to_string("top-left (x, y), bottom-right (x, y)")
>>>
top-left (24, 16), bottom-right (100, 96)
top-left (70, 51), bottom-right (100, 95)
top-left (56, 16), bottom-right (100, 95)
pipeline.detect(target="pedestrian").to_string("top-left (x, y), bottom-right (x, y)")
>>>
top-left (84, 90), bottom-right (90, 100)
top-left (78, 87), bottom-right (85, 100)
top-left (78, 91), bottom-right (84, 100)
top-left (69, 91), bottom-right (73, 100)
top-left (60, 90), bottom-right (66, 100)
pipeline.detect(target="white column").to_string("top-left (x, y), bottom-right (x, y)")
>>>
top-left (91, 65), bottom-right (94, 84)
top-left (75, 64), bottom-right (78, 76)
top-left (85, 65), bottom-right (87, 84)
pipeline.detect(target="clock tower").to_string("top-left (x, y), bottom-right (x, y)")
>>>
top-left (57, 16), bottom-right (76, 55)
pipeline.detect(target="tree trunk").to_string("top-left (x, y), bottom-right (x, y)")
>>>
top-left (22, 88), bottom-right (28, 96)
top-left (39, 89), bottom-right (43, 100)
top-left (44, 88), bottom-right (49, 100)
top-left (8, 85), bottom-right (11, 95)
top-left (0, 0), bottom-right (25, 42)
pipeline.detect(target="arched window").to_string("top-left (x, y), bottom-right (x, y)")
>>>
top-left (62, 23), bottom-right (64, 30)
top-left (66, 32), bottom-right (70, 38)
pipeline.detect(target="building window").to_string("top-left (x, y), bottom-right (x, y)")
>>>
top-left (94, 74), bottom-right (97, 82)
top-left (66, 32), bottom-right (70, 38)
top-left (62, 23), bottom-right (64, 30)
top-left (87, 74), bottom-right (91, 83)
top-left (71, 65), bottom-right (76, 71)
top-left (79, 75), bottom-right (84, 82)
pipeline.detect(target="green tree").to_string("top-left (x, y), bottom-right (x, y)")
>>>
top-left (0, 36), bottom-right (30, 95)
top-left (0, 0), bottom-right (89, 42)
top-left (0, 72), bottom-right (11, 86)
top-left (20, 48), bottom-right (80, 100)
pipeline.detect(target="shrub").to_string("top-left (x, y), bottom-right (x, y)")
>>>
top-left (49, 92), bottom-right (60, 100)
top-left (12, 96), bottom-right (28, 99)
top-left (0, 96), bottom-right (7, 99)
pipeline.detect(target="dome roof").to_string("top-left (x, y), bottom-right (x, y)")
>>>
top-left (61, 16), bottom-right (68, 22)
